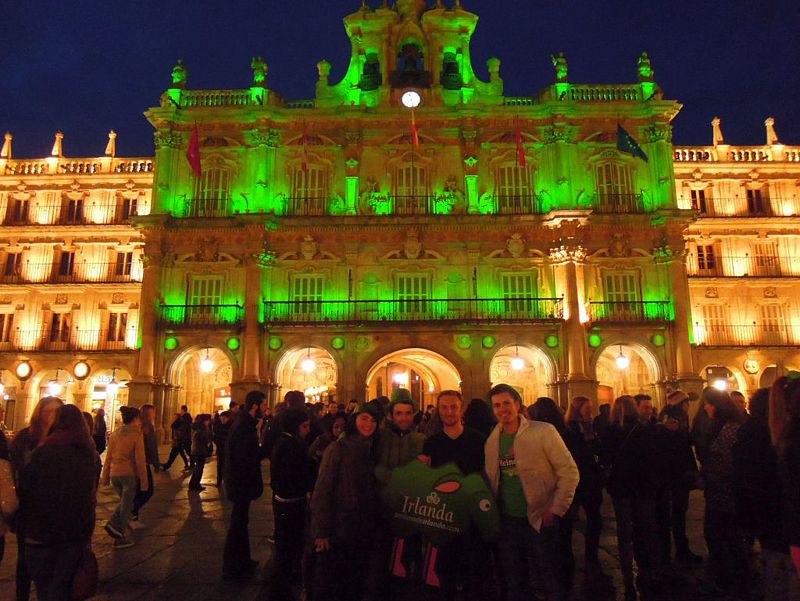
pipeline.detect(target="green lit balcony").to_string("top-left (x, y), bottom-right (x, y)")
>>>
top-left (588, 301), bottom-right (673, 323)
top-left (184, 197), bottom-right (230, 218)
top-left (593, 193), bottom-right (645, 214)
top-left (262, 297), bottom-right (563, 326)
top-left (159, 304), bottom-right (244, 328)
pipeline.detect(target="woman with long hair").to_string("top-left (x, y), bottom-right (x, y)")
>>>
top-left (310, 403), bottom-right (380, 601)
top-left (701, 387), bottom-right (748, 599)
top-left (18, 404), bottom-right (99, 601)
top-left (131, 404), bottom-right (159, 525)
top-left (9, 395), bottom-right (63, 601)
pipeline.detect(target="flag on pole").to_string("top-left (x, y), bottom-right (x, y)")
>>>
top-left (301, 132), bottom-right (309, 172)
top-left (411, 110), bottom-right (420, 147)
top-left (616, 125), bottom-right (648, 162)
top-left (186, 124), bottom-right (202, 178)
top-left (515, 127), bottom-right (526, 168)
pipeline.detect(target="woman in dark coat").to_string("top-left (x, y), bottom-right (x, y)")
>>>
top-left (188, 414), bottom-right (212, 491)
top-left (19, 404), bottom-right (99, 601)
top-left (310, 403), bottom-right (380, 601)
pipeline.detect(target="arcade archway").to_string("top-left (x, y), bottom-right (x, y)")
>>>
top-left (595, 343), bottom-right (661, 405)
top-left (170, 347), bottom-right (233, 416)
top-left (365, 348), bottom-right (461, 408)
top-left (489, 345), bottom-right (555, 405)
top-left (274, 346), bottom-right (338, 402)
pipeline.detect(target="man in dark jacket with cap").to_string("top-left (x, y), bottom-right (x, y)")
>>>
top-left (222, 390), bottom-right (268, 579)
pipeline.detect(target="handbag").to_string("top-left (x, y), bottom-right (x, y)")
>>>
top-left (71, 545), bottom-right (98, 601)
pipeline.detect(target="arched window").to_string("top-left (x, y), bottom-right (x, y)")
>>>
top-left (192, 167), bottom-right (231, 217)
top-left (495, 162), bottom-right (532, 214)
top-left (594, 161), bottom-right (637, 212)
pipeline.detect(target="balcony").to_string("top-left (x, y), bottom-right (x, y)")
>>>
top-left (592, 193), bottom-right (646, 214)
top-left (1, 200), bottom-right (144, 226)
top-left (588, 301), bottom-right (673, 323)
top-left (687, 255), bottom-right (797, 278)
top-left (1, 328), bottom-right (137, 352)
top-left (694, 324), bottom-right (799, 347)
top-left (1, 262), bottom-right (143, 285)
top-left (286, 197), bottom-right (329, 217)
top-left (3, 157), bottom-right (152, 175)
top-left (685, 198), bottom-right (796, 218)
top-left (159, 304), bottom-right (244, 328)
top-left (262, 297), bottom-right (563, 326)
top-left (184, 197), bottom-right (230, 218)
top-left (493, 195), bottom-right (545, 215)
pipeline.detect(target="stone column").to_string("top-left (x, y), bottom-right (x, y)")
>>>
top-left (129, 245), bottom-right (163, 405)
top-left (665, 250), bottom-right (703, 396)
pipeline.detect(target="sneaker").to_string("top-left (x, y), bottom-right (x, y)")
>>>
top-left (113, 537), bottom-right (135, 549)
top-left (129, 518), bottom-right (146, 530)
top-left (104, 522), bottom-right (124, 539)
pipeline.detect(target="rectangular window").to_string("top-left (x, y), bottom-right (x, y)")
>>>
top-left (604, 272), bottom-right (639, 303)
top-left (62, 198), bottom-right (84, 224)
top-left (696, 245), bottom-right (717, 273)
top-left (10, 199), bottom-right (29, 224)
top-left (690, 189), bottom-right (708, 213)
top-left (189, 276), bottom-right (223, 306)
top-left (496, 163), bottom-right (531, 213)
top-left (0, 313), bottom-right (13, 343)
top-left (501, 272), bottom-right (535, 315)
top-left (396, 274), bottom-right (429, 316)
top-left (746, 188), bottom-right (768, 215)
top-left (751, 243), bottom-right (780, 276)
top-left (760, 304), bottom-right (786, 344)
top-left (58, 251), bottom-right (75, 276)
top-left (291, 275), bottom-right (324, 314)
top-left (596, 163), bottom-right (634, 198)
top-left (3, 253), bottom-right (21, 277)
top-left (49, 313), bottom-right (71, 343)
top-left (120, 198), bottom-right (138, 220)
top-left (701, 304), bottom-right (728, 344)
top-left (192, 169), bottom-right (231, 216)
top-left (291, 166), bottom-right (328, 215)
top-left (106, 312), bottom-right (128, 342)
top-left (115, 252), bottom-right (134, 277)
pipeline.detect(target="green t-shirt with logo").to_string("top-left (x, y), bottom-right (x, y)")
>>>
top-left (499, 431), bottom-right (528, 518)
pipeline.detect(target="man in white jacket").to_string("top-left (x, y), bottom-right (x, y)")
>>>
top-left (485, 383), bottom-right (579, 601)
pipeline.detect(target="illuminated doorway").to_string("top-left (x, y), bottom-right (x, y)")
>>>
top-left (365, 348), bottom-right (461, 407)
top-left (274, 346), bottom-right (338, 403)
top-left (489, 345), bottom-right (555, 405)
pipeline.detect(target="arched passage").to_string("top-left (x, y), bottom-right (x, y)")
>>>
top-left (489, 345), bottom-right (556, 405)
top-left (594, 342), bottom-right (663, 405)
top-left (168, 347), bottom-right (233, 416)
top-left (274, 346), bottom-right (338, 402)
top-left (365, 348), bottom-right (461, 408)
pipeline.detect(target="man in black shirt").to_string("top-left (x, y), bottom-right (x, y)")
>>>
top-left (421, 390), bottom-right (487, 600)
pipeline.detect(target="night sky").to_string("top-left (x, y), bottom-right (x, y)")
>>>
top-left (2, 0), bottom-right (798, 158)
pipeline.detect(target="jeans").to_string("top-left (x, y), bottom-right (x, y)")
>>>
top-left (656, 486), bottom-right (691, 562)
top-left (496, 516), bottom-right (565, 601)
top-left (108, 475), bottom-right (138, 534)
top-left (163, 445), bottom-right (189, 469)
top-left (223, 498), bottom-right (252, 575)
top-left (704, 507), bottom-right (748, 597)
top-left (25, 541), bottom-right (84, 601)
top-left (560, 492), bottom-right (603, 588)
top-left (189, 456), bottom-right (206, 489)
top-left (612, 496), bottom-right (661, 588)
top-left (132, 465), bottom-right (154, 518)
top-left (16, 531), bottom-right (31, 601)
top-left (272, 498), bottom-right (306, 594)
top-left (762, 548), bottom-right (800, 601)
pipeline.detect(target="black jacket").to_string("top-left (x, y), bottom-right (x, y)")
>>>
top-left (566, 420), bottom-right (606, 503)
top-left (777, 417), bottom-right (800, 549)
top-left (224, 411), bottom-right (267, 501)
top-left (604, 419), bottom-right (663, 499)
top-left (19, 440), bottom-right (98, 545)
top-left (213, 419), bottom-right (231, 453)
top-left (271, 433), bottom-right (315, 500)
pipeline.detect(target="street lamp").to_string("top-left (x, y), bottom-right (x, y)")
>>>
top-left (200, 348), bottom-right (214, 373)
top-left (0, 370), bottom-right (5, 397)
top-left (301, 348), bottom-right (316, 373)
top-left (47, 369), bottom-right (62, 397)
top-left (107, 368), bottom-right (119, 398)
top-left (511, 345), bottom-right (525, 371)
top-left (615, 345), bottom-right (630, 370)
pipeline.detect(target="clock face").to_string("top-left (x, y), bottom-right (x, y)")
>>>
top-left (401, 90), bottom-right (421, 108)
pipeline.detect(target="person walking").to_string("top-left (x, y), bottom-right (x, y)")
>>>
top-left (161, 412), bottom-right (191, 471)
top-left (270, 408), bottom-right (315, 598)
top-left (9, 395), bottom-right (63, 601)
top-left (310, 403), bottom-right (381, 601)
top-left (701, 387), bottom-right (748, 599)
top-left (564, 396), bottom-right (605, 574)
top-left (213, 410), bottom-right (232, 489)
top-left (223, 391), bottom-right (268, 580)
top-left (131, 404), bottom-right (158, 527)
top-left (101, 406), bottom-right (148, 549)
top-left (189, 414), bottom-right (212, 491)
top-left (18, 404), bottom-right (99, 601)
top-left (0, 430), bottom-right (19, 567)
top-left (92, 407), bottom-right (107, 455)
top-left (485, 384), bottom-right (579, 601)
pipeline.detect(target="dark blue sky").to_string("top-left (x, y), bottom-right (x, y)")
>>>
top-left (2, 0), bottom-right (798, 158)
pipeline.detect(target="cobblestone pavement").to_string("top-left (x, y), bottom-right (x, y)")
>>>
top-left (0, 445), bottom-right (755, 600)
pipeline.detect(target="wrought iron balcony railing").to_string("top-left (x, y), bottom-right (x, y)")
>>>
top-left (184, 197), bottom-right (230, 218)
top-left (1, 262), bottom-right (142, 284)
top-left (588, 301), bottom-right (673, 322)
top-left (159, 304), bottom-right (244, 328)
top-left (286, 197), bottom-right (330, 217)
top-left (262, 297), bottom-right (563, 326)
top-left (687, 255), bottom-right (798, 278)
top-left (592, 193), bottom-right (646, 214)
top-left (0, 328), bottom-right (137, 352)
top-left (1, 200), bottom-right (144, 226)
top-left (493, 195), bottom-right (545, 215)
top-left (693, 324), bottom-right (799, 347)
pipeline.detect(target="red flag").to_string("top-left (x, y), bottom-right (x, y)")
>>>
top-left (411, 110), bottom-right (420, 147)
top-left (515, 127), bottom-right (526, 168)
top-left (186, 124), bottom-right (202, 178)
top-left (301, 132), bottom-right (309, 172)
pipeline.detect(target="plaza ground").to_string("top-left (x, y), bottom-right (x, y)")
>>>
top-left (0, 445), bottom-right (751, 600)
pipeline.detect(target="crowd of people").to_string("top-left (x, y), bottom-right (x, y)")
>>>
top-left (0, 375), bottom-right (797, 601)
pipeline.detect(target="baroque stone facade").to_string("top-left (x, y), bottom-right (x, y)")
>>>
top-left (1, 1), bottom-right (798, 433)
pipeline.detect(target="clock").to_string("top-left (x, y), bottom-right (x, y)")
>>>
top-left (401, 90), bottom-right (421, 108)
